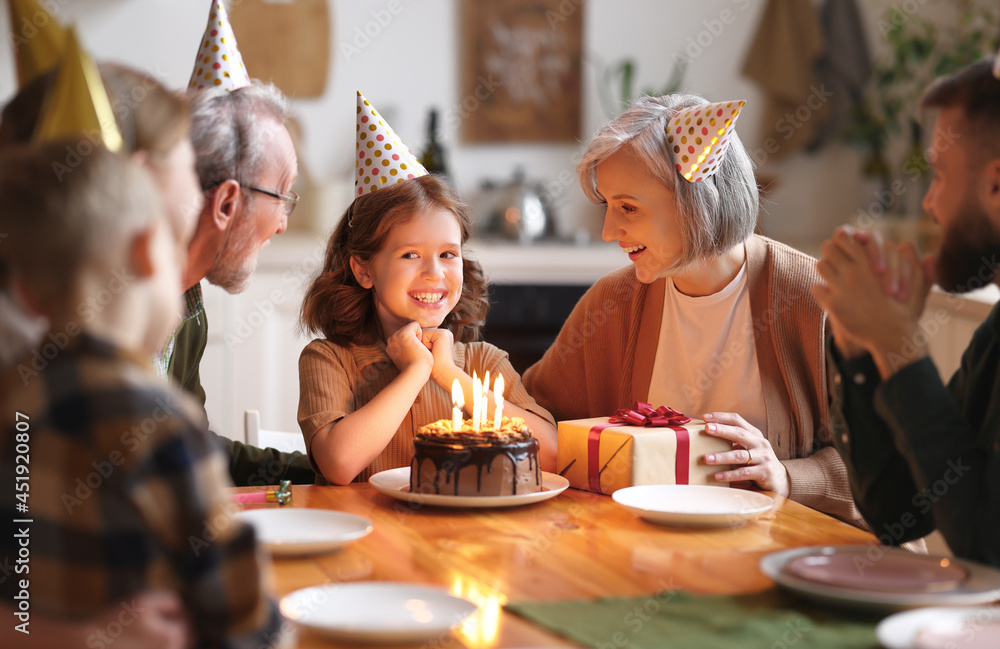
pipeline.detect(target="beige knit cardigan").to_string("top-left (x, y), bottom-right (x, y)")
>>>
top-left (524, 235), bottom-right (864, 526)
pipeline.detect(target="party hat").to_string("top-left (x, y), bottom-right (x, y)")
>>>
top-left (188, 0), bottom-right (251, 91)
top-left (32, 28), bottom-right (123, 152)
top-left (8, 0), bottom-right (68, 88)
top-left (355, 91), bottom-right (427, 198)
top-left (666, 100), bottom-right (746, 183)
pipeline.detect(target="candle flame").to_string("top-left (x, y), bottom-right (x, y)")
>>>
top-left (482, 371), bottom-right (490, 431)
top-left (472, 373), bottom-right (482, 432)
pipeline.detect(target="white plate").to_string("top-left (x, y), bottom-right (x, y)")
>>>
top-left (369, 467), bottom-right (569, 508)
top-left (236, 508), bottom-right (372, 556)
top-left (761, 546), bottom-right (1000, 612)
top-left (877, 606), bottom-right (1000, 649)
top-left (280, 582), bottom-right (477, 643)
top-left (611, 484), bottom-right (774, 527)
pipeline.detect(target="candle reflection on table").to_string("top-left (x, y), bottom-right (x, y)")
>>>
top-left (450, 575), bottom-right (505, 648)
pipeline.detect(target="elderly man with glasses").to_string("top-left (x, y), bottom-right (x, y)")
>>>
top-left (160, 81), bottom-right (315, 486)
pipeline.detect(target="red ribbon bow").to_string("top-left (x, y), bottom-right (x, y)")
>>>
top-left (587, 403), bottom-right (693, 492)
top-left (609, 402), bottom-right (691, 427)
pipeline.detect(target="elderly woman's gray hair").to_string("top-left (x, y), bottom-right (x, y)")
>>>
top-left (578, 94), bottom-right (759, 270)
top-left (188, 81), bottom-right (291, 190)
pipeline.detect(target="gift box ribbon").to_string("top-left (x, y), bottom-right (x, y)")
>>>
top-left (588, 402), bottom-right (692, 492)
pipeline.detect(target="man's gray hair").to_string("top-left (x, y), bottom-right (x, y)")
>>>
top-left (578, 94), bottom-right (759, 271)
top-left (188, 81), bottom-right (291, 189)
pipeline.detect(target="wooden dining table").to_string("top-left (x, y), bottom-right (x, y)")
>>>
top-left (235, 483), bottom-right (875, 648)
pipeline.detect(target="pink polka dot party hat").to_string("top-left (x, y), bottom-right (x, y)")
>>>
top-left (188, 0), bottom-right (251, 91)
top-left (666, 100), bottom-right (746, 183)
top-left (355, 91), bottom-right (428, 198)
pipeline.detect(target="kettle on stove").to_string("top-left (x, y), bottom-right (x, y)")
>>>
top-left (475, 168), bottom-right (555, 244)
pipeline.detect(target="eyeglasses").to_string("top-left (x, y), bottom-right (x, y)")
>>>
top-left (243, 184), bottom-right (299, 216)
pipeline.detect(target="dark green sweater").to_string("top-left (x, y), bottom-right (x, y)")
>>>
top-left (830, 301), bottom-right (1000, 566)
top-left (169, 288), bottom-right (315, 486)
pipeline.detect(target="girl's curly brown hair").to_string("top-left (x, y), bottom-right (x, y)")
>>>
top-left (300, 175), bottom-right (489, 346)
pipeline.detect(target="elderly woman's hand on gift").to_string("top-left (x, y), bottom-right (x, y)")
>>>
top-left (701, 412), bottom-right (789, 496)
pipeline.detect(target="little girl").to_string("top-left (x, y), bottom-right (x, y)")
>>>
top-left (297, 93), bottom-right (556, 485)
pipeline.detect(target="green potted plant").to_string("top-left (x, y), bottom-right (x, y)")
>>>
top-left (844, 0), bottom-right (999, 215)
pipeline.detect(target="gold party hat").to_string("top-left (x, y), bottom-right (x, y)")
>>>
top-left (32, 28), bottom-right (124, 152)
top-left (355, 91), bottom-right (427, 198)
top-left (666, 100), bottom-right (746, 183)
top-left (8, 0), bottom-right (68, 88)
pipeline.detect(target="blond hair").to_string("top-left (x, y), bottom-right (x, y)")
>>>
top-left (0, 142), bottom-right (162, 311)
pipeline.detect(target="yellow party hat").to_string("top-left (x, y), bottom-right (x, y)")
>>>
top-left (666, 100), bottom-right (746, 183)
top-left (188, 0), bottom-right (251, 91)
top-left (355, 91), bottom-right (427, 198)
top-left (8, 0), bottom-right (68, 88)
top-left (32, 28), bottom-right (124, 153)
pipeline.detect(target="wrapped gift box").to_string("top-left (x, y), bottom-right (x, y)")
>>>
top-left (556, 415), bottom-right (732, 494)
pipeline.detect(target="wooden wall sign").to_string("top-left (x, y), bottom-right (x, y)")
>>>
top-left (459, 0), bottom-right (583, 143)
top-left (230, 0), bottom-right (331, 99)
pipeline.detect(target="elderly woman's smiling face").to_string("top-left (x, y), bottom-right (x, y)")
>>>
top-left (597, 148), bottom-right (684, 284)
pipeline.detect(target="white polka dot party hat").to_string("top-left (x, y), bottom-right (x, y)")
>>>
top-left (8, 0), bottom-right (68, 88)
top-left (188, 0), bottom-right (251, 91)
top-left (356, 91), bottom-right (427, 198)
top-left (666, 100), bottom-right (746, 183)
top-left (33, 27), bottom-right (123, 153)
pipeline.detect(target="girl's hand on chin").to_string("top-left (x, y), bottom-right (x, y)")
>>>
top-left (386, 321), bottom-right (433, 376)
top-left (421, 328), bottom-right (455, 382)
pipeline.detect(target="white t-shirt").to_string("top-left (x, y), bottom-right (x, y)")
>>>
top-left (646, 260), bottom-right (767, 434)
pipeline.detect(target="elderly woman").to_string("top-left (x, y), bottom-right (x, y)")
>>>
top-left (524, 94), bottom-right (861, 524)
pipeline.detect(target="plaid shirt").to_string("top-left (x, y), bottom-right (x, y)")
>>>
top-left (0, 333), bottom-right (283, 648)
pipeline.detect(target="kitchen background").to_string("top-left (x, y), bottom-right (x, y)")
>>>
top-left (2, 0), bottom-right (997, 440)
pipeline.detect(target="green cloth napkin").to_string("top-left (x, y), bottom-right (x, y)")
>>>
top-left (505, 589), bottom-right (882, 649)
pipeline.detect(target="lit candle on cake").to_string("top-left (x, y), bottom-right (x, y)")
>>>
top-left (482, 371), bottom-right (490, 431)
top-left (451, 379), bottom-right (464, 432)
top-left (493, 374), bottom-right (505, 430)
top-left (472, 372), bottom-right (482, 432)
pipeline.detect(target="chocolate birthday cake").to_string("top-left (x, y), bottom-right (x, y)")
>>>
top-left (410, 417), bottom-right (542, 496)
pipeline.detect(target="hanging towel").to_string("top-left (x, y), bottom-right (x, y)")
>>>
top-left (741, 0), bottom-right (825, 161)
top-left (809, 0), bottom-right (872, 149)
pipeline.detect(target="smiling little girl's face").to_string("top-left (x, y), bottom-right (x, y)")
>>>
top-left (352, 207), bottom-right (464, 336)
